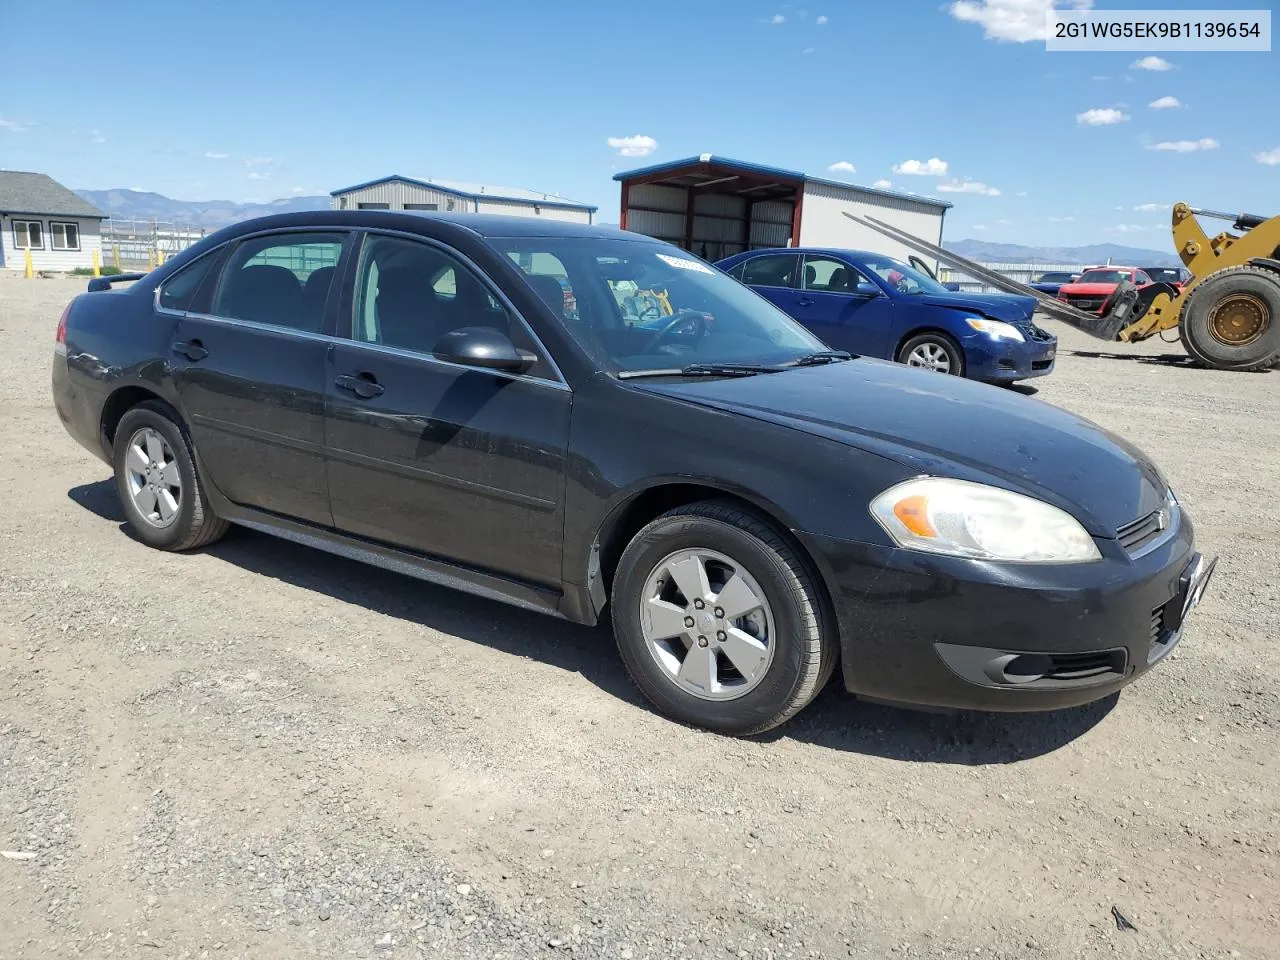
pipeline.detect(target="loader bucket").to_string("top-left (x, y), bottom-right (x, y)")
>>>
top-left (841, 213), bottom-right (1128, 341)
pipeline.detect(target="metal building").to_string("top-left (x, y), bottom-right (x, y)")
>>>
top-left (329, 175), bottom-right (596, 223)
top-left (613, 154), bottom-right (952, 266)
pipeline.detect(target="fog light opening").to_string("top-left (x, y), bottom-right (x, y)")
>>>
top-left (984, 653), bottom-right (1051, 685)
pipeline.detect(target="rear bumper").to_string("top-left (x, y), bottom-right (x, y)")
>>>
top-left (962, 333), bottom-right (1058, 382)
top-left (797, 510), bottom-right (1209, 712)
top-left (52, 351), bottom-right (111, 465)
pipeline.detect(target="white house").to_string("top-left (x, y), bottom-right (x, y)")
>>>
top-left (0, 171), bottom-right (106, 273)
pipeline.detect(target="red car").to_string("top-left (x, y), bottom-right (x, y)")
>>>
top-left (1056, 266), bottom-right (1154, 315)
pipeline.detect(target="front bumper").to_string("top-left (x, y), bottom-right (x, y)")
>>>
top-left (798, 510), bottom-right (1212, 712)
top-left (962, 333), bottom-right (1058, 382)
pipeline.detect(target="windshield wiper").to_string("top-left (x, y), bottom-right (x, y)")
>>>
top-left (618, 362), bottom-right (786, 380)
top-left (787, 350), bottom-right (854, 366)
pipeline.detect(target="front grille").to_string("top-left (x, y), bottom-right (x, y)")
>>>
top-left (1150, 605), bottom-right (1168, 645)
top-left (998, 358), bottom-right (1016, 370)
top-left (1065, 296), bottom-right (1104, 312)
top-left (1046, 649), bottom-right (1126, 682)
top-left (1118, 510), bottom-right (1164, 551)
top-left (1032, 359), bottom-right (1053, 370)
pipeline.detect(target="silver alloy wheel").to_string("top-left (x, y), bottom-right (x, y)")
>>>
top-left (124, 427), bottom-right (182, 528)
top-left (906, 341), bottom-right (952, 373)
top-left (638, 548), bottom-right (776, 701)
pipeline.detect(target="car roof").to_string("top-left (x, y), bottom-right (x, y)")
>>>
top-left (199, 209), bottom-right (648, 242)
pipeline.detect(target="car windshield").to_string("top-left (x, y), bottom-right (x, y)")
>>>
top-left (1077, 269), bottom-right (1130, 284)
top-left (1036, 272), bottom-right (1075, 283)
top-left (857, 255), bottom-right (950, 295)
top-left (488, 237), bottom-right (828, 374)
top-left (1145, 268), bottom-right (1182, 283)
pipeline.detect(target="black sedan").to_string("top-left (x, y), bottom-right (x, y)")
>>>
top-left (51, 211), bottom-right (1216, 736)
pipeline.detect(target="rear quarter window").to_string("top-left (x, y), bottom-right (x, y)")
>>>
top-left (157, 251), bottom-right (222, 313)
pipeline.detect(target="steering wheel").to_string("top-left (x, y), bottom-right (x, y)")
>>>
top-left (641, 309), bottom-right (709, 353)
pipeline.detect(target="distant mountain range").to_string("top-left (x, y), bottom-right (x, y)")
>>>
top-left (944, 238), bottom-right (1179, 267)
top-left (75, 189), bottom-right (330, 230)
top-left (73, 188), bottom-right (1182, 266)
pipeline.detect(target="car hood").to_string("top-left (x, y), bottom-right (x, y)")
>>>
top-left (1059, 282), bottom-right (1119, 296)
top-left (913, 291), bottom-right (1038, 324)
top-left (632, 359), bottom-right (1168, 537)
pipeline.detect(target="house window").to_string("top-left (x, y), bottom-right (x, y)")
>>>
top-left (13, 220), bottom-right (43, 250)
top-left (357, 202), bottom-right (390, 210)
top-left (51, 222), bottom-right (81, 251)
top-left (404, 203), bottom-right (438, 211)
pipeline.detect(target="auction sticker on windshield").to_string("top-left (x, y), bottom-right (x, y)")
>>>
top-left (656, 253), bottom-right (715, 275)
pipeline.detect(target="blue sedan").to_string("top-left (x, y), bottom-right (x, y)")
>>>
top-left (715, 247), bottom-right (1058, 383)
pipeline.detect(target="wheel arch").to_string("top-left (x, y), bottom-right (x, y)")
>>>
top-left (584, 480), bottom-right (834, 624)
top-left (894, 325), bottom-right (964, 362)
top-left (99, 385), bottom-right (179, 455)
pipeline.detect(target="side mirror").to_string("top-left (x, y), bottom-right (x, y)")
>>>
top-left (432, 326), bottom-right (536, 373)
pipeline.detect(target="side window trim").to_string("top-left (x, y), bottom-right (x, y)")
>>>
top-left (342, 228), bottom-right (569, 388)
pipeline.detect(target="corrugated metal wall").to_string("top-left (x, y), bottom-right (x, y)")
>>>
top-left (625, 183), bottom-right (796, 259)
top-left (798, 181), bottom-right (946, 267)
top-left (331, 182), bottom-right (472, 212)
top-left (749, 199), bottom-right (794, 250)
top-left (475, 198), bottom-right (593, 223)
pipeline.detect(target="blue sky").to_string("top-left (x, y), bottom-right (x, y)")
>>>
top-left (1, 0), bottom-right (1276, 247)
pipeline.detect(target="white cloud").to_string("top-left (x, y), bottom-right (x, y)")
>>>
top-left (90, 129), bottom-right (107, 143)
top-left (936, 178), bottom-right (1001, 196)
top-left (1092, 75), bottom-right (1109, 81)
top-left (892, 157), bottom-right (948, 176)
top-left (1147, 137), bottom-right (1219, 152)
top-left (1255, 147), bottom-right (1280, 166)
top-left (1149, 95), bottom-right (1181, 109)
top-left (205, 151), bottom-right (229, 159)
top-left (1016, 190), bottom-right (1029, 197)
top-left (291, 186), bottom-right (308, 194)
top-left (872, 179), bottom-right (894, 189)
top-left (607, 134), bottom-right (657, 157)
top-left (1048, 215), bottom-right (1074, 222)
top-left (0, 117), bottom-right (27, 132)
top-left (948, 0), bottom-right (1094, 43)
top-left (247, 171), bottom-right (271, 180)
top-left (972, 224), bottom-right (988, 231)
top-left (1109, 224), bottom-right (1148, 233)
top-left (769, 13), bottom-right (785, 23)
top-left (802, 46), bottom-right (816, 53)
top-left (995, 218), bottom-right (1012, 225)
top-left (244, 156), bottom-right (276, 166)
top-left (815, 14), bottom-right (828, 24)
top-left (1076, 107), bottom-right (1127, 126)
top-left (1132, 55), bottom-right (1172, 71)
top-left (1133, 203), bottom-right (1164, 212)
top-left (827, 160), bottom-right (856, 174)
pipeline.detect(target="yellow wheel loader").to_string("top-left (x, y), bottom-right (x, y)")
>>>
top-left (843, 207), bottom-right (1280, 372)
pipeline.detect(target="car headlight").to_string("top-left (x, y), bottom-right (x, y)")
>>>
top-left (965, 317), bottom-right (1024, 342)
top-left (870, 477), bottom-right (1101, 563)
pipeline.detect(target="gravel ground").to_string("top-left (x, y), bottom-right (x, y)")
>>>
top-left (2, 275), bottom-right (1277, 960)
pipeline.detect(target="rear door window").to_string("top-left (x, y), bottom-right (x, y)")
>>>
top-left (801, 255), bottom-right (871, 294)
top-left (740, 254), bottom-right (798, 288)
top-left (211, 233), bottom-right (345, 333)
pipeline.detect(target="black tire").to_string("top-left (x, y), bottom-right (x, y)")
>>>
top-left (112, 400), bottom-right (229, 551)
top-left (897, 332), bottom-right (965, 377)
top-left (1178, 266), bottom-right (1280, 372)
top-left (609, 500), bottom-right (837, 737)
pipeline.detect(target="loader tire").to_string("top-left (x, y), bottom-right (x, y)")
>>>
top-left (1179, 266), bottom-right (1280, 372)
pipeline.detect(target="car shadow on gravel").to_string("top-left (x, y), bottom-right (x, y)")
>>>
top-left (768, 681), bottom-right (1118, 764)
top-left (1068, 349), bottom-right (1199, 368)
top-left (69, 478), bottom-right (1117, 764)
top-left (66, 479), bottom-right (643, 708)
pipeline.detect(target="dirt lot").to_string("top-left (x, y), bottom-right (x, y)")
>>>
top-left (2, 275), bottom-right (1277, 960)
